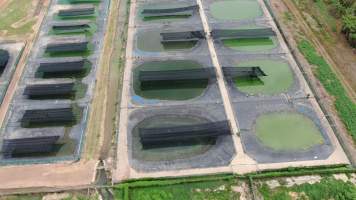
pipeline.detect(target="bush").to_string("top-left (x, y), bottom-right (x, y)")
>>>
top-left (297, 39), bottom-right (356, 142)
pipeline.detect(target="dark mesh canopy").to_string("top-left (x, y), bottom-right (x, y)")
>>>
top-left (52, 21), bottom-right (91, 31)
top-left (2, 136), bottom-right (60, 158)
top-left (45, 41), bottom-right (89, 53)
top-left (160, 31), bottom-right (205, 42)
top-left (142, 5), bottom-right (198, 17)
top-left (0, 49), bottom-right (10, 70)
top-left (58, 6), bottom-right (95, 17)
top-left (222, 66), bottom-right (267, 78)
top-left (21, 108), bottom-right (76, 127)
top-left (211, 28), bottom-right (276, 39)
top-left (139, 68), bottom-right (214, 82)
top-left (67, 0), bottom-right (101, 3)
top-left (37, 59), bottom-right (87, 73)
top-left (23, 83), bottom-right (75, 98)
top-left (139, 120), bottom-right (231, 148)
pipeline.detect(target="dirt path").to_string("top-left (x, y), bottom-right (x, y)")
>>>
top-left (0, 0), bottom-right (9, 9)
top-left (84, 0), bottom-right (121, 162)
top-left (280, 0), bottom-right (356, 102)
top-left (0, 160), bottom-right (96, 195)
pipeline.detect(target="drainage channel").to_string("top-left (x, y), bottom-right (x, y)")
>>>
top-left (95, 160), bottom-right (114, 200)
top-left (195, 0), bottom-right (241, 141)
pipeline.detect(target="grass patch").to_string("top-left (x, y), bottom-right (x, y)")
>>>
top-left (297, 39), bottom-right (356, 142)
top-left (258, 176), bottom-right (356, 200)
top-left (129, 179), bottom-right (240, 200)
top-left (0, 0), bottom-right (36, 36)
top-left (115, 175), bottom-right (241, 200)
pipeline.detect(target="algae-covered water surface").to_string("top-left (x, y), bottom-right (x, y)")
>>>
top-left (234, 60), bottom-right (294, 95)
top-left (210, 0), bottom-right (263, 20)
top-left (255, 112), bottom-right (324, 151)
top-left (223, 37), bottom-right (277, 51)
top-left (137, 30), bottom-right (198, 52)
top-left (133, 60), bottom-right (208, 100)
top-left (132, 115), bottom-right (215, 161)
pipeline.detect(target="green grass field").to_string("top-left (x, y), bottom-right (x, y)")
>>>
top-left (115, 176), bottom-right (242, 200)
top-left (0, 0), bottom-right (36, 36)
top-left (255, 112), bottom-right (324, 151)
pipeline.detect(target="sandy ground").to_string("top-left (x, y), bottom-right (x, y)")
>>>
top-left (0, 160), bottom-right (97, 194)
top-left (0, 0), bottom-right (9, 9)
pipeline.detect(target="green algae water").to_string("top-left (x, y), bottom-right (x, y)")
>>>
top-left (234, 60), bottom-right (294, 95)
top-left (132, 115), bottom-right (214, 161)
top-left (255, 112), bottom-right (324, 151)
top-left (210, 0), bottom-right (263, 20)
top-left (137, 30), bottom-right (197, 52)
top-left (223, 37), bottom-right (277, 51)
top-left (133, 60), bottom-right (208, 100)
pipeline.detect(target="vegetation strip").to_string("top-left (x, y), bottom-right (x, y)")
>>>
top-left (297, 39), bottom-right (356, 142)
top-left (113, 165), bottom-right (355, 200)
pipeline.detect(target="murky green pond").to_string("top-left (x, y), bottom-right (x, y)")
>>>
top-left (223, 37), bottom-right (277, 51)
top-left (210, 0), bottom-right (263, 20)
top-left (137, 30), bottom-right (197, 52)
top-left (133, 60), bottom-right (208, 100)
top-left (255, 112), bottom-right (324, 151)
top-left (132, 115), bottom-right (215, 161)
top-left (234, 60), bottom-right (294, 95)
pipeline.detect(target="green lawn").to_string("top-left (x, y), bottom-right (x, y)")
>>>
top-left (0, 0), bottom-right (36, 36)
top-left (255, 112), bottom-right (324, 151)
top-left (234, 59), bottom-right (294, 95)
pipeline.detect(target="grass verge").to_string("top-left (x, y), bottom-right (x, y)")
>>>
top-left (297, 39), bottom-right (356, 142)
